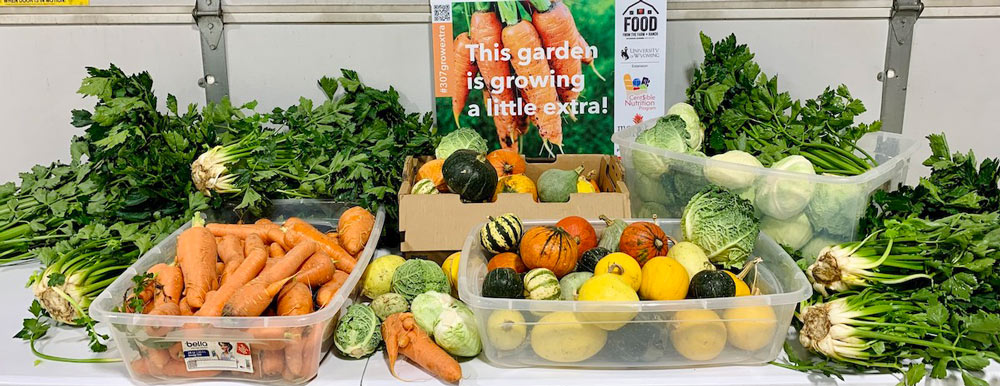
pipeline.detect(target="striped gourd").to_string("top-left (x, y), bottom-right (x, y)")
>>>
top-left (523, 268), bottom-right (561, 300)
top-left (411, 178), bottom-right (440, 195)
top-left (479, 213), bottom-right (523, 254)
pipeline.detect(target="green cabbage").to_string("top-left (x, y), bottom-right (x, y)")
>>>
top-left (704, 150), bottom-right (763, 190)
top-left (435, 128), bottom-right (487, 160)
top-left (390, 259), bottom-right (450, 301)
top-left (756, 155), bottom-right (816, 220)
top-left (806, 182), bottom-right (863, 237)
top-left (666, 102), bottom-right (705, 151)
top-left (634, 174), bottom-right (667, 203)
top-left (632, 115), bottom-right (690, 177)
top-left (411, 291), bottom-right (481, 357)
top-left (761, 213), bottom-right (813, 251)
top-left (681, 185), bottom-right (761, 268)
top-left (370, 292), bottom-right (409, 321)
top-left (334, 304), bottom-right (382, 359)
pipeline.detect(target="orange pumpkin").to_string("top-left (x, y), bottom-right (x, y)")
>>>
top-left (487, 252), bottom-right (527, 273)
top-left (619, 222), bottom-right (673, 267)
top-left (494, 174), bottom-right (538, 201)
top-left (486, 149), bottom-right (527, 177)
top-left (555, 216), bottom-right (597, 257)
top-left (519, 226), bottom-right (578, 277)
top-left (416, 159), bottom-right (448, 192)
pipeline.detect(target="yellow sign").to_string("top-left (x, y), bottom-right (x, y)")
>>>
top-left (1, 0), bottom-right (88, 5)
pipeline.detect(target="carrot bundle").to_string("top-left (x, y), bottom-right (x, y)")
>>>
top-left (471, 5), bottom-right (527, 151)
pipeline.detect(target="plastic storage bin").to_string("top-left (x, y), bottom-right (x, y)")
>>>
top-left (611, 121), bottom-right (919, 256)
top-left (458, 218), bottom-right (811, 368)
top-left (91, 200), bottom-right (384, 384)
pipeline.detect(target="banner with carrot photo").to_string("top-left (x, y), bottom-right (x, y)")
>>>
top-left (431, 0), bottom-right (667, 156)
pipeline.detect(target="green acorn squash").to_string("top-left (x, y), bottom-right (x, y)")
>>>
top-left (443, 149), bottom-right (498, 203)
top-left (576, 247), bottom-right (610, 273)
top-left (687, 270), bottom-right (736, 299)
top-left (482, 268), bottom-right (523, 299)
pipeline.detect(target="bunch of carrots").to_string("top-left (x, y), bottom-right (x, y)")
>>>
top-left (123, 206), bottom-right (375, 381)
top-left (452, 0), bottom-right (603, 155)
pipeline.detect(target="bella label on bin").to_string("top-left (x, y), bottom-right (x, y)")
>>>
top-left (182, 340), bottom-right (253, 373)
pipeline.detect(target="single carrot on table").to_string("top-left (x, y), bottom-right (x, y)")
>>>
top-left (382, 312), bottom-right (462, 383)
top-left (315, 270), bottom-right (350, 308)
top-left (178, 217), bottom-right (219, 309)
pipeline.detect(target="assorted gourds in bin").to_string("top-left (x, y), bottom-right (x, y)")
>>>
top-left (476, 185), bottom-right (781, 363)
top-left (411, 128), bottom-right (600, 202)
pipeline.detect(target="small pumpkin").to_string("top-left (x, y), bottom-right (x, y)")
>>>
top-left (638, 256), bottom-right (689, 300)
top-left (480, 213), bottom-right (523, 254)
top-left (443, 149), bottom-right (498, 203)
top-left (597, 215), bottom-right (627, 252)
top-left (494, 174), bottom-right (538, 202)
top-left (524, 268), bottom-right (562, 300)
top-left (486, 149), bottom-right (527, 177)
top-left (576, 247), bottom-right (610, 273)
top-left (520, 226), bottom-right (579, 278)
top-left (687, 270), bottom-right (737, 299)
top-left (410, 178), bottom-right (440, 195)
top-left (555, 216), bottom-right (598, 257)
top-left (619, 222), bottom-right (672, 267)
top-left (487, 252), bottom-right (527, 273)
top-left (537, 165), bottom-right (583, 203)
top-left (576, 170), bottom-right (600, 193)
top-left (482, 268), bottom-right (523, 299)
top-left (416, 159), bottom-right (448, 192)
top-left (594, 252), bottom-right (642, 291)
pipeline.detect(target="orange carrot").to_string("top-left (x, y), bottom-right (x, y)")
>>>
top-left (178, 297), bottom-right (194, 315)
top-left (147, 263), bottom-right (183, 307)
top-left (196, 247), bottom-right (268, 316)
top-left (255, 218), bottom-right (274, 226)
top-left (205, 223), bottom-right (270, 239)
top-left (218, 235), bottom-right (244, 284)
top-left (338, 207), bottom-right (374, 256)
top-left (162, 359), bottom-right (221, 377)
top-left (315, 270), bottom-right (350, 308)
top-left (471, 6), bottom-right (528, 151)
top-left (222, 276), bottom-right (293, 317)
top-left (146, 347), bottom-right (171, 369)
top-left (451, 32), bottom-right (478, 126)
top-left (256, 241), bottom-right (316, 284)
top-left (269, 242), bottom-right (285, 258)
top-left (499, 3), bottom-right (563, 152)
top-left (145, 302), bottom-right (181, 337)
top-left (283, 222), bottom-right (356, 273)
top-left (244, 233), bottom-right (266, 256)
top-left (130, 358), bottom-right (151, 376)
top-left (178, 225), bottom-right (219, 309)
top-left (168, 342), bottom-right (183, 360)
top-left (293, 251), bottom-right (335, 288)
top-left (277, 282), bottom-right (314, 316)
top-left (382, 312), bottom-right (462, 383)
top-left (251, 327), bottom-right (298, 350)
top-left (284, 338), bottom-right (305, 377)
top-left (531, 0), bottom-right (584, 104)
top-left (325, 232), bottom-right (339, 243)
top-left (297, 330), bottom-right (321, 378)
top-left (554, 0), bottom-right (604, 79)
top-left (261, 349), bottom-right (285, 376)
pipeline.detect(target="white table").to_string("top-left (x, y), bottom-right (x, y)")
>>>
top-left (1, 262), bottom-right (997, 386)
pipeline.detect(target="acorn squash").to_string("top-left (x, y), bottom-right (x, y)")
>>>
top-left (443, 149), bottom-right (498, 202)
top-left (482, 268), bottom-right (523, 299)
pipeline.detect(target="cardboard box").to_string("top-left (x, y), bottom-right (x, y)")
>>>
top-left (399, 154), bottom-right (632, 255)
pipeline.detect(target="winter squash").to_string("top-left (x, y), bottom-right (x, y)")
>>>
top-left (555, 216), bottom-right (598, 257)
top-left (479, 213), bottom-right (523, 254)
top-left (576, 247), bottom-right (610, 273)
top-left (597, 215), bottom-right (628, 252)
top-left (410, 178), bottom-right (439, 195)
top-left (619, 222), bottom-right (672, 267)
top-left (638, 256), bottom-right (689, 300)
top-left (487, 252), bottom-right (527, 273)
top-left (486, 149), bottom-right (526, 177)
top-left (482, 268), bottom-right (524, 299)
top-left (519, 226), bottom-right (579, 277)
top-left (687, 270), bottom-right (736, 299)
top-left (443, 149), bottom-right (498, 203)
top-left (523, 268), bottom-right (562, 300)
top-left (537, 166), bottom-right (583, 203)
top-left (494, 174), bottom-right (538, 202)
top-left (576, 171), bottom-right (600, 193)
top-left (416, 159), bottom-right (448, 192)
top-left (594, 252), bottom-right (642, 291)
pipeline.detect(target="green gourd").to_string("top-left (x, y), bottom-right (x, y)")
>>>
top-left (482, 268), bottom-right (523, 299)
top-left (597, 215), bottom-right (628, 252)
top-left (687, 270), bottom-right (737, 299)
top-left (443, 149), bottom-right (498, 203)
top-left (559, 272), bottom-right (593, 300)
top-left (537, 166), bottom-right (583, 202)
top-left (523, 268), bottom-right (561, 300)
top-left (576, 247), bottom-right (610, 273)
top-left (480, 213), bottom-right (523, 254)
top-left (411, 178), bottom-right (440, 195)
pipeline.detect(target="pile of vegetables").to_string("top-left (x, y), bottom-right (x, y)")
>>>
top-left (337, 252), bottom-right (482, 383)
top-left (411, 128), bottom-right (601, 203)
top-left (474, 192), bottom-right (779, 363)
top-left (108, 207), bottom-right (375, 382)
top-left (781, 134), bottom-right (1000, 385)
top-left (7, 65), bottom-right (438, 360)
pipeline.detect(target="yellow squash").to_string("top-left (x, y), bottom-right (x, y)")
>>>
top-left (441, 252), bottom-right (461, 292)
top-left (723, 306), bottom-right (777, 351)
top-left (494, 174), bottom-right (538, 201)
top-left (593, 252), bottom-right (641, 291)
top-left (638, 256), bottom-right (689, 300)
top-left (671, 309), bottom-right (727, 361)
top-left (577, 274), bottom-right (639, 331)
top-left (724, 271), bottom-right (751, 297)
top-left (530, 312), bottom-right (607, 362)
top-left (487, 310), bottom-right (528, 351)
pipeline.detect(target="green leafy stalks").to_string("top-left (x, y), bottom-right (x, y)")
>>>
top-left (687, 33), bottom-right (880, 176)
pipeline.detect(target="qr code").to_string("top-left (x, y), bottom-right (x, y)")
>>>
top-left (432, 4), bottom-right (452, 23)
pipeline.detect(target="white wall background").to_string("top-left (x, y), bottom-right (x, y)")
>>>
top-left (0, 16), bottom-right (997, 184)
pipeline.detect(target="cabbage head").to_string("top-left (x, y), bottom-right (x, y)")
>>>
top-left (755, 155), bottom-right (816, 220)
top-left (411, 291), bottom-right (481, 357)
top-left (760, 213), bottom-right (813, 251)
top-left (370, 292), bottom-right (409, 321)
top-left (632, 115), bottom-right (690, 177)
top-left (704, 150), bottom-right (763, 190)
top-left (334, 304), bottom-right (382, 359)
top-left (681, 185), bottom-right (760, 268)
top-left (634, 174), bottom-right (667, 203)
top-left (436, 128), bottom-right (488, 159)
top-left (391, 259), bottom-right (450, 301)
top-left (806, 182), bottom-right (863, 237)
top-left (667, 102), bottom-right (704, 151)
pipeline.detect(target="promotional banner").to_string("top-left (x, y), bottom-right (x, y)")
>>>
top-left (431, 0), bottom-right (666, 156)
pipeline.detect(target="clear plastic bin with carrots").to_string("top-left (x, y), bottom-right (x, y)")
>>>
top-left (91, 200), bottom-right (384, 384)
